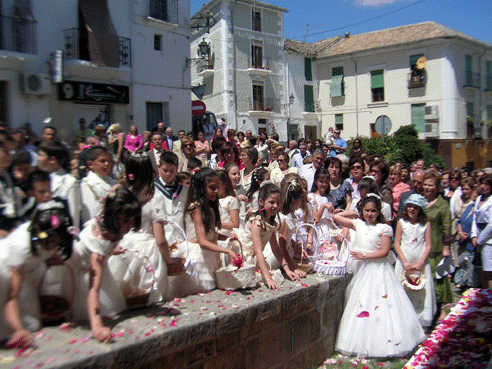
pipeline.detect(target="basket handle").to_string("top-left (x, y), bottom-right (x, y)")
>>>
top-left (226, 237), bottom-right (245, 260)
top-left (165, 220), bottom-right (189, 262)
top-left (295, 222), bottom-right (319, 256)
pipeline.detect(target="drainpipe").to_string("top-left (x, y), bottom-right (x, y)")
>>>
top-left (350, 54), bottom-right (359, 137)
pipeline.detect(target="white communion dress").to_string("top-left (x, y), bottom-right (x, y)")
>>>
top-left (218, 195), bottom-right (240, 237)
top-left (108, 195), bottom-right (168, 305)
top-left (171, 212), bottom-right (220, 296)
top-left (394, 219), bottom-right (436, 327)
top-left (335, 219), bottom-right (426, 358)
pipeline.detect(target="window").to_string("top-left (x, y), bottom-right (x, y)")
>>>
top-left (466, 102), bottom-right (474, 139)
top-left (409, 54), bottom-right (426, 88)
top-left (252, 9), bottom-right (261, 31)
top-left (251, 43), bottom-right (263, 68)
top-left (411, 103), bottom-right (426, 133)
top-left (149, 0), bottom-right (168, 22)
top-left (467, 102), bottom-right (474, 117)
top-left (465, 54), bottom-right (473, 86)
top-left (487, 105), bottom-right (492, 139)
top-left (371, 70), bottom-right (384, 102)
top-left (305, 58), bottom-right (312, 81)
top-left (252, 83), bottom-right (264, 111)
top-left (330, 67), bottom-right (344, 97)
top-left (304, 85), bottom-right (314, 112)
top-left (154, 34), bottom-right (162, 51)
top-left (335, 114), bottom-right (343, 131)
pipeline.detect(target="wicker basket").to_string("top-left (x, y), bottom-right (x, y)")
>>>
top-left (215, 239), bottom-right (257, 290)
top-left (294, 260), bottom-right (313, 273)
top-left (165, 221), bottom-right (189, 277)
top-left (39, 295), bottom-right (70, 325)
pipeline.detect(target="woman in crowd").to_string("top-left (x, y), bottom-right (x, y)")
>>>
top-left (217, 141), bottom-right (241, 169)
top-left (107, 123), bottom-right (125, 178)
top-left (270, 153), bottom-right (298, 186)
top-left (194, 130), bottom-right (210, 165)
top-left (349, 138), bottom-right (366, 159)
top-left (124, 125), bottom-right (142, 153)
top-left (325, 156), bottom-right (352, 211)
top-left (370, 160), bottom-right (393, 209)
top-left (178, 136), bottom-right (196, 172)
top-left (389, 164), bottom-right (411, 215)
top-left (239, 146), bottom-right (258, 194)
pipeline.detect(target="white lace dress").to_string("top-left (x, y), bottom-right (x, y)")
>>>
top-left (218, 195), bottom-right (240, 237)
top-left (108, 195), bottom-right (168, 305)
top-left (171, 212), bottom-right (220, 296)
top-left (394, 219), bottom-right (436, 327)
top-left (335, 219), bottom-right (426, 357)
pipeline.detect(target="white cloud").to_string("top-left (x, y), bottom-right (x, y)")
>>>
top-left (355, 0), bottom-right (398, 6)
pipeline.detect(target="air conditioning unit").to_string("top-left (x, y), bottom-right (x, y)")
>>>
top-left (424, 105), bottom-right (439, 120)
top-left (424, 122), bottom-right (439, 138)
top-left (18, 73), bottom-right (51, 95)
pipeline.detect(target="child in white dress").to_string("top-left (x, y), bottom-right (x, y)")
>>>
top-left (334, 194), bottom-right (426, 358)
top-left (236, 183), bottom-right (298, 290)
top-left (394, 194), bottom-right (436, 328)
top-left (108, 153), bottom-right (170, 305)
top-left (172, 168), bottom-right (239, 296)
top-left (68, 186), bottom-right (141, 342)
top-left (0, 203), bottom-right (74, 348)
top-left (216, 170), bottom-right (239, 239)
top-left (225, 162), bottom-right (247, 228)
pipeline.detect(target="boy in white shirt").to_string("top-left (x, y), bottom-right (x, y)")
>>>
top-left (37, 141), bottom-right (80, 228)
top-left (80, 147), bottom-right (115, 224)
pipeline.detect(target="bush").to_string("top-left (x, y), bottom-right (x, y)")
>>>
top-left (346, 124), bottom-right (446, 168)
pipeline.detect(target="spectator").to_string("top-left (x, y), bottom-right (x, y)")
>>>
top-left (270, 152), bottom-right (298, 186)
top-left (124, 125), bottom-right (143, 153)
top-left (349, 138), bottom-right (366, 159)
top-left (370, 161), bottom-right (393, 209)
top-left (73, 118), bottom-right (92, 145)
top-left (301, 149), bottom-right (326, 191)
top-left (202, 118), bottom-right (214, 142)
top-left (164, 127), bottom-right (178, 151)
top-left (216, 118), bottom-right (228, 137)
top-left (178, 136), bottom-right (196, 172)
top-left (389, 164), bottom-right (411, 215)
top-left (291, 142), bottom-right (310, 170)
top-left (148, 132), bottom-right (165, 176)
top-left (172, 130), bottom-right (186, 156)
top-left (107, 123), bottom-right (126, 178)
top-left (286, 140), bottom-right (299, 158)
top-left (325, 156), bottom-right (352, 211)
top-left (328, 129), bottom-right (347, 157)
top-left (194, 130), bottom-right (210, 165)
top-left (141, 130), bottom-right (151, 152)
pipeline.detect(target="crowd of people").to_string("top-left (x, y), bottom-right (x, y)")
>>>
top-left (0, 120), bottom-right (491, 359)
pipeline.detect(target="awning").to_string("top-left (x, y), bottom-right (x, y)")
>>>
top-left (330, 75), bottom-right (344, 98)
top-left (79, 0), bottom-right (119, 68)
top-left (371, 70), bottom-right (384, 89)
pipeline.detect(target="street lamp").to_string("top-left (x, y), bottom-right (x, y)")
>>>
top-left (186, 38), bottom-right (210, 67)
top-left (286, 93), bottom-right (295, 142)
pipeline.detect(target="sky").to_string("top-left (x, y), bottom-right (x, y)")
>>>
top-left (190, 0), bottom-right (492, 45)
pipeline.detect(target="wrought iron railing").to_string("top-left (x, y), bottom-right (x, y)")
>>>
top-left (249, 97), bottom-right (275, 112)
top-left (407, 72), bottom-right (426, 89)
top-left (0, 15), bottom-right (36, 54)
top-left (64, 28), bottom-right (131, 67)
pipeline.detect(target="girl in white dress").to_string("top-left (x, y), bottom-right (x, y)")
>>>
top-left (225, 163), bottom-right (248, 227)
top-left (237, 183), bottom-right (298, 290)
top-left (334, 195), bottom-right (425, 358)
top-left (0, 203), bottom-right (74, 348)
top-left (394, 194), bottom-right (436, 328)
top-left (108, 153), bottom-right (170, 305)
top-left (308, 168), bottom-right (338, 251)
top-left (173, 168), bottom-right (239, 296)
top-left (69, 186), bottom-right (141, 342)
top-left (247, 167), bottom-right (270, 213)
top-left (216, 170), bottom-right (239, 239)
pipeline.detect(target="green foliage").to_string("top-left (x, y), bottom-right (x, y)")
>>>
top-left (346, 124), bottom-right (446, 168)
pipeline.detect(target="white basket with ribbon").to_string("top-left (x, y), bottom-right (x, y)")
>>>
top-left (215, 238), bottom-right (257, 290)
top-left (165, 220), bottom-right (193, 276)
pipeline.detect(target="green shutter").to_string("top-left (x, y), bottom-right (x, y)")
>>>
top-left (304, 85), bottom-right (314, 112)
top-left (335, 114), bottom-right (343, 130)
top-left (466, 55), bottom-right (472, 71)
top-left (467, 102), bottom-right (474, 117)
top-left (487, 105), bottom-right (492, 126)
top-left (332, 67), bottom-right (343, 77)
top-left (487, 61), bottom-right (492, 78)
top-left (330, 75), bottom-right (344, 97)
top-left (411, 103), bottom-right (426, 133)
top-left (305, 58), bottom-right (312, 81)
top-left (371, 70), bottom-right (384, 89)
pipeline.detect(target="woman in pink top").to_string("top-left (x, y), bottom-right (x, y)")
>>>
top-left (390, 164), bottom-right (411, 215)
top-left (124, 125), bottom-right (143, 152)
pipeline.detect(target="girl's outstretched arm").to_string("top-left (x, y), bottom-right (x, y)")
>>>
top-left (88, 253), bottom-right (112, 343)
top-left (192, 207), bottom-right (238, 261)
top-left (250, 221), bottom-right (280, 290)
top-left (270, 227), bottom-right (300, 282)
top-left (333, 212), bottom-right (356, 231)
top-left (393, 220), bottom-right (412, 270)
top-left (5, 267), bottom-right (33, 348)
top-left (413, 222), bottom-right (432, 271)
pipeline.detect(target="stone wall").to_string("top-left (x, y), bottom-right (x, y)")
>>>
top-left (0, 274), bottom-right (350, 369)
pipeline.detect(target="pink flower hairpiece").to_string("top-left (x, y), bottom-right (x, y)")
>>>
top-left (128, 173), bottom-right (134, 180)
top-left (51, 214), bottom-right (61, 228)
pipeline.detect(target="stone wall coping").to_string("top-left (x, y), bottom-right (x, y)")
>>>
top-left (0, 273), bottom-right (349, 369)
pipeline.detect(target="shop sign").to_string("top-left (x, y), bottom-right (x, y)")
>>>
top-left (58, 81), bottom-right (129, 104)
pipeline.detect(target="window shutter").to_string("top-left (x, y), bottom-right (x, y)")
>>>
top-left (304, 85), bottom-right (314, 112)
top-left (305, 58), bottom-right (312, 81)
top-left (371, 70), bottom-right (384, 89)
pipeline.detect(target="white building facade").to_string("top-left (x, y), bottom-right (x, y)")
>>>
top-left (0, 0), bottom-right (191, 143)
top-left (190, 0), bottom-right (290, 140)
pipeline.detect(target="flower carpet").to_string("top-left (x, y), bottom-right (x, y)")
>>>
top-left (405, 288), bottom-right (492, 368)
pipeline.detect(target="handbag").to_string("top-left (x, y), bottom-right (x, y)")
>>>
top-left (215, 239), bottom-right (257, 290)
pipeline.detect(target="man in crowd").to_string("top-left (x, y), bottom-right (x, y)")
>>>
top-left (173, 130), bottom-right (186, 156)
top-left (328, 129), bottom-right (347, 157)
top-left (301, 149), bottom-right (326, 191)
top-left (291, 142), bottom-right (310, 170)
top-left (287, 140), bottom-right (299, 158)
top-left (397, 169), bottom-right (425, 218)
top-left (165, 127), bottom-right (178, 151)
top-left (148, 132), bottom-right (165, 176)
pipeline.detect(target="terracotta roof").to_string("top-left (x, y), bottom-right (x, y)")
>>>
top-left (316, 21), bottom-right (492, 59)
top-left (284, 37), bottom-right (341, 58)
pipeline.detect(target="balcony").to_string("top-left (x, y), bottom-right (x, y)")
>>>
top-left (0, 15), bottom-right (37, 54)
top-left (64, 28), bottom-right (131, 68)
top-left (197, 60), bottom-right (214, 78)
top-left (408, 71), bottom-right (426, 89)
top-left (247, 57), bottom-right (272, 76)
top-left (248, 97), bottom-right (275, 116)
top-left (464, 71), bottom-right (480, 89)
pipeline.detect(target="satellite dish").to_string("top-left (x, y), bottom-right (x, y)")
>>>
top-left (416, 56), bottom-right (427, 70)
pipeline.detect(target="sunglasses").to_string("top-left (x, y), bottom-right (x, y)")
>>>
top-left (183, 144), bottom-right (194, 148)
top-left (451, 177), bottom-right (460, 180)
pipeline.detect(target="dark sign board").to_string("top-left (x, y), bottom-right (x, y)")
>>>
top-left (58, 81), bottom-right (129, 104)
